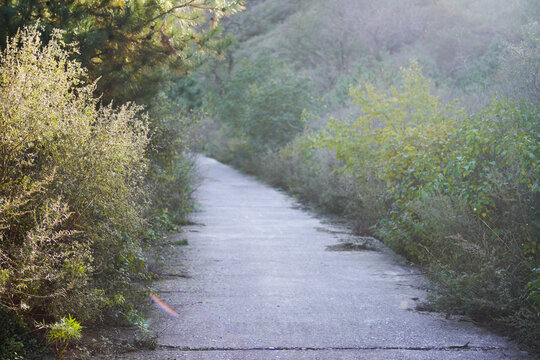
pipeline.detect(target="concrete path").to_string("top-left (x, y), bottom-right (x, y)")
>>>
top-left (120, 156), bottom-right (531, 359)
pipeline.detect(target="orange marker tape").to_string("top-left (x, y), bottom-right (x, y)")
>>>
top-left (149, 292), bottom-right (179, 318)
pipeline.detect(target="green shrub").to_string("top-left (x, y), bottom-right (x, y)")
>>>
top-left (145, 80), bottom-right (198, 225)
top-left (45, 315), bottom-right (82, 359)
top-left (0, 24), bottom-right (150, 345)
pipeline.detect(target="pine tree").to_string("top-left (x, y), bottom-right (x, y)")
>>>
top-left (0, 0), bottom-right (245, 102)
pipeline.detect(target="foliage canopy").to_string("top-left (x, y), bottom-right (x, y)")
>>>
top-left (0, 0), bottom-right (245, 102)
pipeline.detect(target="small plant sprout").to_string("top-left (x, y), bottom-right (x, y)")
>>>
top-left (46, 315), bottom-right (82, 359)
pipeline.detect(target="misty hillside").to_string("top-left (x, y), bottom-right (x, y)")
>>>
top-left (207, 0), bottom-right (538, 110)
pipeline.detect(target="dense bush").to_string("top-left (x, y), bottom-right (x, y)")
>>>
top-left (0, 25), bottom-right (152, 353)
top-left (145, 79), bottom-right (200, 225)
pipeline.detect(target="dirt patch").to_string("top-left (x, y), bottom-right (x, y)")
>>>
top-left (315, 227), bottom-right (351, 235)
top-left (326, 241), bottom-right (377, 251)
top-left (415, 301), bottom-right (437, 313)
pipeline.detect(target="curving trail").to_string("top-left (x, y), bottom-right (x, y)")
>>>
top-left (119, 156), bottom-right (531, 359)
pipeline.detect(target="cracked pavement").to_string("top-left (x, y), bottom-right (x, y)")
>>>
top-left (116, 156), bottom-right (532, 359)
